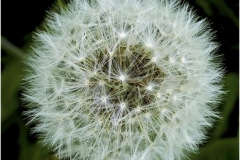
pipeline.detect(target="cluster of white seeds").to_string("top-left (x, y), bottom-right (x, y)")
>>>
top-left (23, 0), bottom-right (223, 159)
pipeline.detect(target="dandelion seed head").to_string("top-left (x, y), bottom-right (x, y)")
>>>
top-left (23, 0), bottom-right (224, 159)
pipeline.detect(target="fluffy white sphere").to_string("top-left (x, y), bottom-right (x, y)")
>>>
top-left (23, 0), bottom-right (223, 159)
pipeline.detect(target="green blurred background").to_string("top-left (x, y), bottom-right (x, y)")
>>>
top-left (1, 0), bottom-right (239, 159)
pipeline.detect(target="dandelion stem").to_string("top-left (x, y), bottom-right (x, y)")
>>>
top-left (1, 36), bottom-right (25, 59)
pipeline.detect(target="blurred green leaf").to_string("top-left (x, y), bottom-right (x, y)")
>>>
top-left (195, 0), bottom-right (213, 16)
top-left (1, 59), bottom-right (24, 123)
top-left (195, 0), bottom-right (238, 27)
top-left (190, 137), bottom-right (239, 160)
top-left (212, 73), bottom-right (239, 139)
top-left (210, 0), bottom-right (239, 27)
top-left (17, 116), bottom-right (56, 160)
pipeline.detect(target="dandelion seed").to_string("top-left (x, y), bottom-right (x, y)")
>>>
top-left (151, 57), bottom-right (157, 62)
top-left (119, 75), bottom-right (126, 82)
top-left (146, 85), bottom-right (153, 91)
top-left (119, 32), bottom-right (126, 38)
top-left (101, 96), bottom-right (107, 102)
top-left (156, 93), bottom-right (161, 99)
top-left (120, 103), bottom-right (126, 110)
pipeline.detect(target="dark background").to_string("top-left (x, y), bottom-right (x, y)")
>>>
top-left (1, 0), bottom-right (239, 159)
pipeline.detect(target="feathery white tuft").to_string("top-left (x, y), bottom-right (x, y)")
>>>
top-left (23, 0), bottom-right (224, 159)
